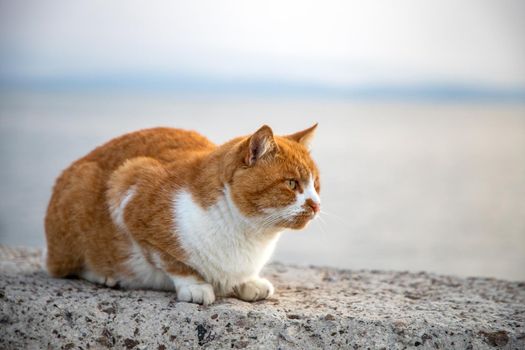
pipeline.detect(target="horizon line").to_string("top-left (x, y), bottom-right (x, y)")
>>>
top-left (1, 75), bottom-right (524, 103)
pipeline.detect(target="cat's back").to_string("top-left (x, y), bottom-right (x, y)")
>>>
top-left (79, 127), bottom-right (216, 170)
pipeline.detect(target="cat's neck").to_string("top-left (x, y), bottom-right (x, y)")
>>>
top-left (220, 185), bottom-right (282, 240)
top-left (172, 183), bottom-right (282, 253)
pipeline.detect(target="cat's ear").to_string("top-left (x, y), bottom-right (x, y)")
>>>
top-left (245, 125), bottom-right (277, 166)
top-left (285, 123), bottom-right (318, 147)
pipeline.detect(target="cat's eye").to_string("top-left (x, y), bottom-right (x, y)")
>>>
top-left (286, 179), bottom-right (298, 190)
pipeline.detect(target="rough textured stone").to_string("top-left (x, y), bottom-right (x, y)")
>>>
top-left (1, 245), bottom-right (524, 349)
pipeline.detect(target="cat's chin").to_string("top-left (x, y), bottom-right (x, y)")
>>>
top-left (283, 213), bottom-right (316, 230)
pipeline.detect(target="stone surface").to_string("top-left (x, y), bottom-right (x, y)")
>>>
top-left (0, 245), bottom-right (524, 349)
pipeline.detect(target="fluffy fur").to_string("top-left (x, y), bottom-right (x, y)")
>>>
top-left (45, 124), bottom-right (321, 304)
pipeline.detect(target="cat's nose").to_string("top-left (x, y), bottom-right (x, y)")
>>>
top-left (306, 199), bottom-right (320, 214)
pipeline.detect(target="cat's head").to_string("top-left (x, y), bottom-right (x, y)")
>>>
top-left (228, 124), bottom-right (321, 230)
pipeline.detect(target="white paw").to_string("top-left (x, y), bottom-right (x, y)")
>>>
top-left (104, 277), bottom-right (118, 288)
top-left (234, 277), bottom-right (274, 302)
top-left (79, 270), bottom-right (119, 288)
top-left (80, 270), bottom-right (105, 285)
top-left (176, 283), bottom-right (215, 305)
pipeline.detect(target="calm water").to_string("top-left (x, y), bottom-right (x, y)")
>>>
top-left (1, 92), bottom-right (524, 280)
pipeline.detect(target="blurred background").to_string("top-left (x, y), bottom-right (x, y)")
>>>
top-left (1, 0), bottom-right (524, 280)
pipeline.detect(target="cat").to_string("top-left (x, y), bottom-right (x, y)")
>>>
top-left (44, 124), bottom-right (321, 305)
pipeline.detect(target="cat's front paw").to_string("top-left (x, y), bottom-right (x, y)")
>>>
top-left (234, 277), bottom-right (274, 302)
top-left (176, 282), bottom-right (215, 305)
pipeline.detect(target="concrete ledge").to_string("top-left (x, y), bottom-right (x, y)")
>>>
top-left (1, 246), bottom-right (524, 349)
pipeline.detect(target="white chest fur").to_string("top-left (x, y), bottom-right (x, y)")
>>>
top-left (172, 186), bottom-right (281, 295)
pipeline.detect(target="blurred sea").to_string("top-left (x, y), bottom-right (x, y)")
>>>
top-left (1, 91), bottom-right (524, 280)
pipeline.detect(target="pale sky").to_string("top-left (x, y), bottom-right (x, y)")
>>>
top-left (1, 0), bottom-right (524, 87)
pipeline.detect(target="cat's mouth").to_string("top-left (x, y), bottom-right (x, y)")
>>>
top-left (284, 209), bottom-right (317, 229)
top-left (297, 209), bottom-right (316, 218)
top-left (301, 203), bottom-right (320, 218)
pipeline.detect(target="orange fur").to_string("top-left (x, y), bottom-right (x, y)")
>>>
top-left (45, 125), bottom-right (320, 301)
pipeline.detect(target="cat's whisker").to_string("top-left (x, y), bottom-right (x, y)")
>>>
top-left (314, 219), bottom-right (328, 236)
top-left (319, 209), bottom-right (344, 220)
top-left (317, 213), bottom-right (328, 227)
top-left (259, 213), bottom-right (286, 229)
top-left (319, 209), bottom-right (350, 229)
top-left (259, 206), bottom-right (307, 229)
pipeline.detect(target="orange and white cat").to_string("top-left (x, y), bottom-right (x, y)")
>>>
top-left (45, 124), bottom-right (320, 305)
